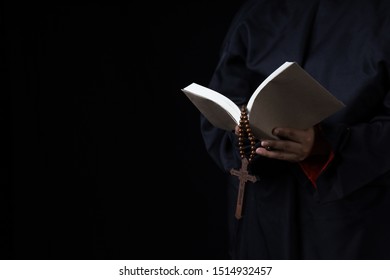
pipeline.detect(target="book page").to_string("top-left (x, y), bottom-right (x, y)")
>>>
top-left (247, 61), bottom-right (293, 110)
top-left (246, 62), bottom-right (345, 140)
top-left (181, 83), bottom-right (241, 131)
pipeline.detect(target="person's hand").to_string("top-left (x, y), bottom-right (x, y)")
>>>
top-left (256, 126), bottom-right (327, 162)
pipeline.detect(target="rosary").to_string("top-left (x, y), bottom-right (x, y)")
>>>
top-left (229, 106), bottom-right (258, 219)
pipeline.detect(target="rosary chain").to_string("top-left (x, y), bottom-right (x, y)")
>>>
top-left (238, 106), bottom-right (256, 163)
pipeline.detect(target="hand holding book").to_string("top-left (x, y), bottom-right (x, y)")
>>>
top-left (181, 61), bottom-right (345, 140)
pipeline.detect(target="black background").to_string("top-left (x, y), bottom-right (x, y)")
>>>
top-left (2, 1), bottom-right (243, 259)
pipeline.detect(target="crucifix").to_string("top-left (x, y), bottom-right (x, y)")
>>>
top-left (230, 106), bottom-right (258, 219)
top-left (230, 158), bottom-right (257, 219)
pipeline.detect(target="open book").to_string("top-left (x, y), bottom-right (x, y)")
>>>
top-left (181, 61), bottom-right (345, 140)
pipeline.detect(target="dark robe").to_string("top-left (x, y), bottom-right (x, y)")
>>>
top-left (200, 0), bottom-right (390, 259)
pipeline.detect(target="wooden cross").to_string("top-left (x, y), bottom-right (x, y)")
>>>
top-left (230, 157), bottom-right (257, 219)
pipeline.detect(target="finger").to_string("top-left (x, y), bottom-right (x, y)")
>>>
top-left (261, 140), bottom-right (300, 153)
top-left (272, 127), bottom-right (301, 142)
top-left (234, 125), bottom-right (240, 135)
top-left (256, 147), bottom-right (301, 162)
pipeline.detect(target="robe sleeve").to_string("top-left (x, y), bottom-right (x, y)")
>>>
top-left (316, 91), bottom-right (390, 202)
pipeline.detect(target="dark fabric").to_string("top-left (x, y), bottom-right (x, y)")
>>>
top-left (201, 0), bottom-right (390, 259)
